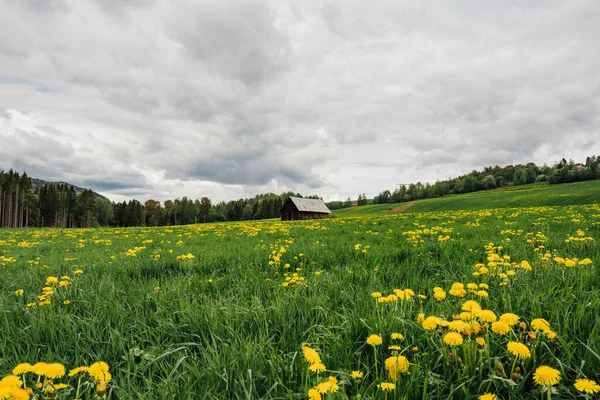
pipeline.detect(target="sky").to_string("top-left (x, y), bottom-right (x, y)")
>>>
top-left (1, 0), bottom-right (599, 203)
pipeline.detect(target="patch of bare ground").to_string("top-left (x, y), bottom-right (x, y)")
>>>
top-left (388, 203), bottom-right (414, 213)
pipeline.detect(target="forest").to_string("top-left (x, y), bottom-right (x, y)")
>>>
top-left (1, 156), bottom-right (598, 228)
top-left (341, 156), bottom-right (599, 208)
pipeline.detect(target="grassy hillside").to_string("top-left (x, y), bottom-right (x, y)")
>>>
top-left (334, 180), bottom-right (600, 217)
top-left (332, 203), bottom-right (401, 217)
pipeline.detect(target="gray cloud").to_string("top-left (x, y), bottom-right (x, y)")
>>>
top-left (1, 0), bottom-right (600, 202)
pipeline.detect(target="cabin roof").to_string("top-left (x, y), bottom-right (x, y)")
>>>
top-left (285, 197), bottom-right (331, 214)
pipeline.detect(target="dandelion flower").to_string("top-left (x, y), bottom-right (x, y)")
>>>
top-left (444, 332), bottom-right (463, 346)
top-left (500, 313), bottom-right (520, 326)
top-left (316, 376), bottom-right (339, 394)
top-left (350, 370), bottom-right (363, 380)
top-left (88, 361), bottom-right (111, 383)
top-left (385, 356), bottom-right (409, 379)
top-left (69, 366), bottom-right (89, 377)
top-left (462, 300), bottom-right (481, 312)
top-left (308, 388), bottom-right (322, 400)
top-left (366, 334), bottom-right (382, 346)
top-left (478, 394), bottom-right (497, 400)
top-left (96, 382), bottom-right (107, 393)
top-left (507, 342), bottom-right (531, 359)
top-left (309, 363), bottom-right (326, 374)
top-left (391, 333), bottom-right (404, 340)
top-left (476, 337), bottom-right (485, 347)
top-left (531, 318), bottom-right (551, 332)
top-left (478, 310), bottom-right (497, 322)
top-left (378, 382), bottom-right (396, 391)
top-left (302, 346), bottom-right (321, 365)
top-left (12, 363), bottom-right (33, 375)
top-left (45, 276), bottom-right (58, 285)
top-left (491, 321), bottom-right (510, 335)
top-left (533, 365), bottom-right (561, 386)
top-left (43, 363), bottom-right (66, 379)
top-left (574, 378), bottom-right (600, 394)
top-left (0, 375), bottom-right (22, 388)
top-left (14, 289), bottom-right (24, 296)
top-left (422, 316), bottom-right (438, 330)
top-left (448, 320), bottom-right (469, 333)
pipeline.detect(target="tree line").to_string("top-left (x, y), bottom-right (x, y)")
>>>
top-left (2, 156), bottom-right (598, 228)
top-left (0, 169), bottom-right (109, 228)
top-left (365, 156), bottom-right (599, 206)
top-left (0, 169), bottom-right (322, 228)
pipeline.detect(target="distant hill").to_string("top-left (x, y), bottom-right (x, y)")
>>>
top-left (333, 180), bottom-right (600, 216)
top-left (30, 177), bottom-right (108, 201)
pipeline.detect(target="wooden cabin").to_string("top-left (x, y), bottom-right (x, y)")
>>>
top-left (280, 197), bottom-right (331, 221)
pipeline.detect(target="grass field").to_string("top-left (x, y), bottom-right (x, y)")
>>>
top-left (1, 183), bottom-right (600, 399)
top-left (333, 180), bottom-right (600, 218)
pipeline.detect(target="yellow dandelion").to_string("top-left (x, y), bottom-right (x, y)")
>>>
top-left (309, 363), bottom-right (326, 374)
top-left (391, 333), bottom-right (404, 340)
top-left (444, 332), bottom-right (463, 346)
top-left (422, 316), bottom-right (438, 330)
top-left (531, 318), bottom-right (551, 332)
top-left (88, 361), bottom-right (111, 383)
top-left (448, 320), bottom-right (469, 333)
top-left (0, 375), bottom-right (22, 388)
top-left (476, 337), bottom-right (485, 346)
top-left (366, 334), bottom-right (382, 346)
top-left (574, 378), bottom-right (600, 394)
top-left (302, 345), bottom-right (321, 365)
top-left (68, 366), bottom-right (89, 377)
top-left (44, 363), bottom-right (66, 379)
top-left (499, 313), bottom-right (520, 326)
top-left (15, 289), bottom-right (24, 296)
top-left (462, 300), bottom-right (481, 312)
top-left (350, 370), bottom-right (363, 380)
top-left (507, 342), bottom-right (531, 359)
top-left (533, 365), bottom-right (561, 386)
top-left (45, 276), bottom-right (59, 285)
top-left (491, 321), bottom-right (510, 335)
top-left (378, 382), bottom-right (396, 391)
top-left (316, 376), bottom-right (339, 394)
top-left (308, 388), bottom-right (322, 400)
top-left (478, 394), bottom-right (497, 400)
top-left (96, 382), bottom-right (107, 393)
top-left (12, 363), bottom-right (33, 375)
top-left (385, 356), bottom-right (409, 379)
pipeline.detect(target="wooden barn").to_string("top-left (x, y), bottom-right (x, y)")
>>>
top-left (280, 197), bottom-right (331, 221)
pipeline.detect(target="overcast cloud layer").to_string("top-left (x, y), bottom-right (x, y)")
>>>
top-left (1, 0), bottom-right (599, 202)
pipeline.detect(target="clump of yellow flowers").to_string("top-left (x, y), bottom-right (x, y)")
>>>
top-left (0, 361), bottom-right (111, 399)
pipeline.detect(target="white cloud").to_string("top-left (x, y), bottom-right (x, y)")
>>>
top-left (1, 0), bottom-right (599, 202)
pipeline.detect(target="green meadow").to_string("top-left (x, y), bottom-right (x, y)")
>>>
top-left (1, 182), bottom-right (599, 399)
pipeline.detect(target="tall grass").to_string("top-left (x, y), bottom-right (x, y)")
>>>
top-left (1, 202), bottom-right (599, 399)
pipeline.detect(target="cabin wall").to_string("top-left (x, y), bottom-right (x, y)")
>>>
top-left (281, 202), bottom-right (298, 220)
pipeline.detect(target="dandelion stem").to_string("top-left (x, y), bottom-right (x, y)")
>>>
top-left (75, 376), bottom-right (82, 400)
top-left (510, 356), bottom-right (517, 380)
top-left (373, 347), bottom-right (379, 378)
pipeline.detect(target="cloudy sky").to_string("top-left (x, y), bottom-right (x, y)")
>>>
top-left (1, 0), bottom-right (599, 202)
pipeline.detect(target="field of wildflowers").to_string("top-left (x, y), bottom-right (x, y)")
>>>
top-left (1, 202), bottom-right (599, 399)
